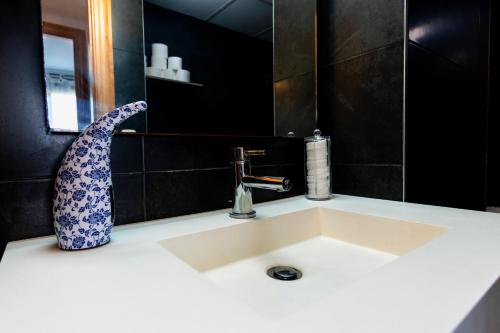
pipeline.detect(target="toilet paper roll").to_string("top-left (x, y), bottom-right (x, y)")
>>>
top-left (177, 69), bottom-right (190, 82)
top-left (168, 56), bottom-right (182, 70)
top-left (306, 159), bottom-right (328, 170)
top-left (306, 175), bottom-right (330, 183)
top-left (307, 166), bottom-right (330, 176)
top-left (151, 55), bottom-right (167, 69)
top-left (152, 43), bottom-right (168, 58)
top-left (165, 68), bottom-right (175, 80)
top-left (149, 67), bottom-right (162, 77)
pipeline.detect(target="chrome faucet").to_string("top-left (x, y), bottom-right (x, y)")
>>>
top-left (230, 147), bottom-right (292, 219)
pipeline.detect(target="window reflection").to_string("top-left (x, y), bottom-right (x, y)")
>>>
top-left (43, 35), bottom-right (80, 131)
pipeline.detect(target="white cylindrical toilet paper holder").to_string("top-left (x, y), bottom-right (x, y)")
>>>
top-left (304, 129), bottom-right (332, 200)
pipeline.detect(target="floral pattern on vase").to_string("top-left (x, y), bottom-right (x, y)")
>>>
top-left (53, 101), bottom-right (147, 250)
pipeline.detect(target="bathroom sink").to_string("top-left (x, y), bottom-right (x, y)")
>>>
top-left (159, 208), bottom-right (447, 319)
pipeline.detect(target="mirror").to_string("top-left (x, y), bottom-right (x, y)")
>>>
top-left (40, 0), bottom-right (317, 136)
top-left (42, 0), bottom-right (91, 132)
top-left (144, 0), bottom-right (274, 136)
top-left (41, 0), bottom-right (115, 133)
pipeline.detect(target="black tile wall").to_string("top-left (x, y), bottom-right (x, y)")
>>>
top-left (143, 135), bottom-right (304, 171)
top-left (405, 42), bottom-right (487, 211)
top-left (0, 0), bottom-right (305, 260)
top-left (113, 50), bottom-right (147, 106)
top-left (274, 0), bottom-right (316, 138)
top-left (111, 0), bottom-right (145, 54)
top-left (488, 2), bottom-right (500, 207)
top-left (145, 169), bottom-right (233, 220)
top-left (0, 179), bottom-right (55, 242)
top-left (317, 0), bottom-right (404, 200)
top-left (274, 0), bottom-right (315, 81)
top-left (110, 136), bottom-right (144, 173)
top-left (408, 0), bottom-right (484, 71)
top-left (318, 0), bottom-right (404, 65)
top-left (112, 0), bottom-right (147, 132)
top-left (406, 0), bottom-right (490, 211)
top-left (274, 72), bottom-right (316, 138)
top-left (333, 164), bottom-right (403, 201)
top-left (320, 43), bottom-right (403, 165)
top-left (112, 173), bottom-right (145, 225)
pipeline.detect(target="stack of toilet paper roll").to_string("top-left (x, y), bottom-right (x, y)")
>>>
top-left (145, 43), bottom-right (191, 83)
top-left (306, 138), bottom-right (331, 199)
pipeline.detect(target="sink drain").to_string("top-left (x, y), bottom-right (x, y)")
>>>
top-left (267, 266), bottom-right (302, 281)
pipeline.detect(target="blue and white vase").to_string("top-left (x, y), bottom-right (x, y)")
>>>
top-left (53, 101), bottom-right (147, 250)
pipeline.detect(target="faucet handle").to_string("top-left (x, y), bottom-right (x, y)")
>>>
top-left (234, 147), bottom-right (266, 161)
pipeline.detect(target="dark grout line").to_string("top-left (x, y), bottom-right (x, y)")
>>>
top-left (407, 40), bottom-right (472, 72)
top-left (206, 0), bottom-right (237, 22)
top-left (274, 70), bottom-right (314, 84)
top-left (143, 163), bottom-right (300, 174)
top-left (0, 177), bottom-right (54, 184)
top-left (319, 40), bottom-right (403, 69)
top-left (112, 172), bottom-right (144, 176)
top-left (332, 163), bottom-right (403, 167)
top-left (112, 47), bottom-right (144, 57)
top-left (146, 167), bottom-right (232, 174)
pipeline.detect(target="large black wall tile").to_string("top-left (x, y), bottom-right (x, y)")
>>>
top-left (112, 0), bottom-right (144, 54)
top-left (405, 42), bottom-right (487, 210)
top-left (333, 164), bottom-right (403, 201)
top-left (114, 49), bottom-right (147, 132)
top-left (144, 135), bottom-right (303, 171)
top-left (318, 0), bottom-right (403, 65)
top-left (114, 49), bottom-right (146, 106)
top-left (112, 173), bottom-right (145, 225)
top-left (0, 179), bottom-right (54, 241)
top-left (319, 43), bottom-right (404, 165)
top-left (110, 135), bottom-right (144, 173)
top-left (408, 0), bottom-right (489, 72)
top-left (488, 2), bottom-right (500, 207)
top-left (274, 0), bottom-right (315, 81)
top-left (275, 73), bottom-right (316, 138)
top-left (145, 169), bottom-right (233, 220)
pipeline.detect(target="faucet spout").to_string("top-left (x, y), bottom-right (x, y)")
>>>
top-left (242, 175), bottom-right (292, 192)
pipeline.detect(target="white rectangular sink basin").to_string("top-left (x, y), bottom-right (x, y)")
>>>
top-left (159, 208), bottom-right (447, 319)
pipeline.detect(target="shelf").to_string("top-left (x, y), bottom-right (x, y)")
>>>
top-left (146, 74), bottom-right (203, 87)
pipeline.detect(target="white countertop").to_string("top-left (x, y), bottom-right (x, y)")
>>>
top-left (1, 195), bottom-right (499, 333)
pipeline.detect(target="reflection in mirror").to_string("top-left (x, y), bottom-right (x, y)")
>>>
top-left (40, 0), bottom-right (317, 136)
top-left (41, 0), bottom-right (115, 132)
top-left (43, 23), bottom-right (90, 131)
top-left (143, 0), bottom-right (316, 136)
top-left (144, 0), bottom-right (275, 135)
